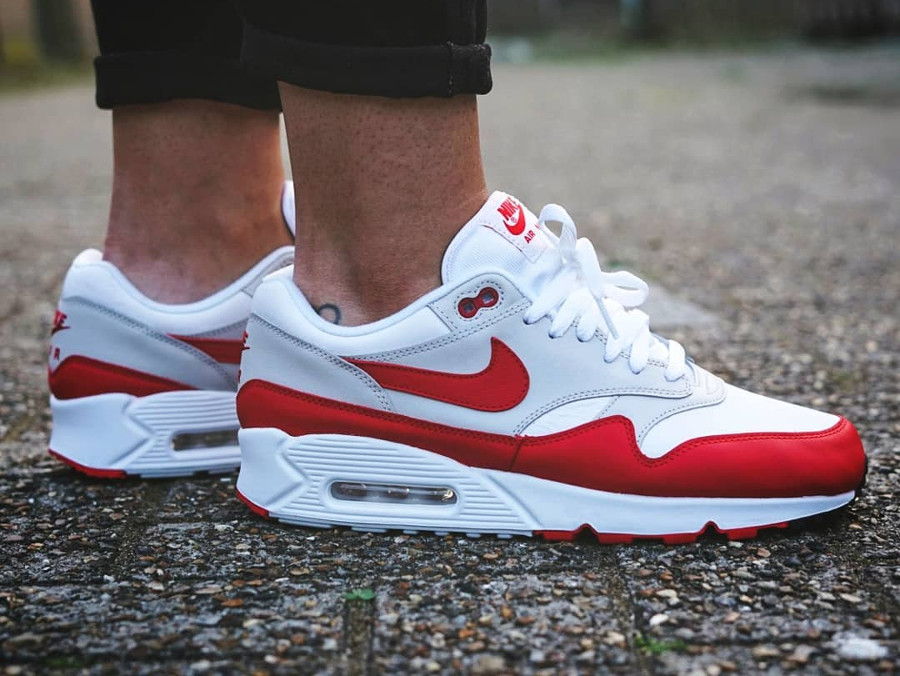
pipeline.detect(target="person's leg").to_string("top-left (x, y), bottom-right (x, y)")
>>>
top-left (238, 0), bottom-right (492, 324)
top-left (47, 1), bottom-right (296, 478)
top-left (103, 101), bottom-right (289, 303)
top-left (281, 90), bottom-right (486, 325)
top-left (91, 0), bottom-right (290, 303)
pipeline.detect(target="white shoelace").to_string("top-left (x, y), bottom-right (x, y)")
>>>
top-left (523, 204), bottom-right (688, 382)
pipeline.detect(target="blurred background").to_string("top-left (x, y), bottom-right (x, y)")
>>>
top-left (2, 0), bottom-right (900, 82)
top-left (0, 0), bottom-right (898, 335)
top-left (2, 0), bottom-right (900, 83)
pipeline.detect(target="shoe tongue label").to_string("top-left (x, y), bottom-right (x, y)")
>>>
top-left (441, 192), bottom-right (555, 285)
top-left (485, 195), bottom-right (550, 263)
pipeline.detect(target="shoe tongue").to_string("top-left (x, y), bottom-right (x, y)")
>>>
top-left (441, 191), bottom-right (557, 296)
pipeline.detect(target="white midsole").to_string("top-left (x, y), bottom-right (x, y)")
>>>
top-left (236, 428), bottom-right (854, 536)
top-left (49, 391), bottom-right (241, 477)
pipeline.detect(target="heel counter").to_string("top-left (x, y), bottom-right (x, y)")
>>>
top-left (48, 260), bottom-right (97, 397)
top-left (48, 259), bottom-right (234, 398)
top-left (238, 310), bottom-right (394, 429)
top-left (240, 312), bottom-right (394, 408)
top-left (48, 294), bottom-right (199, 399)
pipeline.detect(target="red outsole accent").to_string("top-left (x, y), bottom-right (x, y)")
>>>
top-left (536, 520), bottom-right (791, 545)
top-left (48, 448), bottom-right (128, 479)
top-left (235, 487), bottom-right (270, 519)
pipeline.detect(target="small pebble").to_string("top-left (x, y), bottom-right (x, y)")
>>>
top-left (835, 636), bottom-right (888, 662)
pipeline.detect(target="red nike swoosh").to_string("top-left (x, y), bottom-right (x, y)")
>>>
top-left (345, 337), bottom-right (529, 412)
top-left (505, 204), bottom-right (525, 236)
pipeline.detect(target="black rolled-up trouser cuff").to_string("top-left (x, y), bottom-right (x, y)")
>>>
top-left (94, 51), bottom-right (282, 110)
top-left (240, 21), bottom-right (492, 98)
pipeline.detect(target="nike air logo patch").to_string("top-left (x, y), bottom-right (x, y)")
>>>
top-left (488, 195), bottom-right (549, 263)
top-left (345, 338), bottom-right (529, 412)
top-left (51, 310), bottom-right (69, 336)
top-left (498, 196), bottom-right (526, 236)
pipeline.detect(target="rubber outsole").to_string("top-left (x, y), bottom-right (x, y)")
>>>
top-left (234, 486), bottom-right (856, 545)
top-left (235, 428), bottom-right (865, 544)
top-left (49, 448), bottom-right (128, 479)
top-left (48, 448), bottom-right (237, 480)
top-left (49, 390), bottom-right (241, 478)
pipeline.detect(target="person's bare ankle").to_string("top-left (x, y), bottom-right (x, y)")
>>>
top-left (292, 266), bottom-right (442, 327)
top-left (283, 87), bottom-right (488, 326)
top-left (292, 186), bottom-right (486, 326)
top-left (100, 100), bottom-right (290, 303)
top-left (104, 203), bottom-right (291, 303)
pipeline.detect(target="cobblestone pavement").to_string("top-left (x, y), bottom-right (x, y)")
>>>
top-left (1, 45), bottom-right (898, 674)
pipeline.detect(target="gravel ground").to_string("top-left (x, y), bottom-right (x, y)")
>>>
top-left (1, 44), bottom-right (898, 674)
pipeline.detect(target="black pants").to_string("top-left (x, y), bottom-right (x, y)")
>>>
top-left (91, 0), bottom-right (492, 110)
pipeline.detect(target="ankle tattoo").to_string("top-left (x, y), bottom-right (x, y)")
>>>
top-left (316, 303), bottom-right (342, 325)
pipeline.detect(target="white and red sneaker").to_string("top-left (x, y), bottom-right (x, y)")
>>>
top-left (47, 183), bottom-right (296, 478)
top-left (234, 192), bottom-right (866, 542)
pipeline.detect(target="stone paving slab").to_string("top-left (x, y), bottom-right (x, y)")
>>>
top-left (1, 45), bottom-right (899, 674)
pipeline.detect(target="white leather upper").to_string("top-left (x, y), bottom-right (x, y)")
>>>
top-left (241, 192), bottom-right (842, 456)
top-left (251, 269), bottom-right (452, 356)
top-left (637, 383), bottom-right (839, 458)
top-left (51, 246), bottom-right (293, 390)
top-left (281, 180), bottom-right (297, 237)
